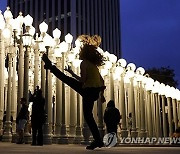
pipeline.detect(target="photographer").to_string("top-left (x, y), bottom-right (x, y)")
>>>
top-left (30, 86), bottom-right (45, 146)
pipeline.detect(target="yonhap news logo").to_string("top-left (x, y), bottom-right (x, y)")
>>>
top-left (103, 132), bottom-right (117, 148)
top-left (119, 137), bottom-right (180, 144)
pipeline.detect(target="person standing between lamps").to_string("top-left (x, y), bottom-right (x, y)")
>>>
top-left (104, 100), bottom-right (121, 135)
top-left (42, 35), bottom-right (106, 150)
top-left (16, 98), bottom-right (29, 144)
top-left (127, 113), bottom-right (132, 135)
top-left (30, 86), bottom-right (46, 146)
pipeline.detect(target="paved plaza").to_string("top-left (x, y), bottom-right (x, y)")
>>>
top-left (0, 142), bottom-right (179, 154)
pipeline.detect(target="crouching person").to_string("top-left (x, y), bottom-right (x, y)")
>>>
top-left (104, 100), bottom-right (121, 135)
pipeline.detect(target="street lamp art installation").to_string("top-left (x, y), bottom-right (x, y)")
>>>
top-left (0, 7), bottom-right (180, 145)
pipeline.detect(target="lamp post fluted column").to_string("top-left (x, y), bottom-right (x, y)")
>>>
top-left (2, 51), bottom-right (13, 142)
top-left (178, 100), bottom-right (180, 125)
top-left (0, 29), bottom-right (5, 135)
top-left (23, 45), bottom-right (31, 143)
top-left (161, 95), bottom-right (168, 137)
top-left (146, 90), bottom-right (153, 138)
top-left (34, 45), bottom-right (39, 88)
top-left (119, 73), bottom-right (128, 138)
top-left (154, 93), bottom-right (161, 138)
top-left (43, 46), bottom-right (53, 144)
top-left (54, 57), bottom-right (62, 143)
top-left (139, 81), bottom-right (147, 138)
top-left (167, 97), bottom-right (173, 136)
top-left (11, 47), bottom-right (17, 140)
top-left (58, 52), bottom-right (68, 144)
top-left (129, 77), bottom-right (138, 137)
top-left (74, 67), bottom-right (83, 144)
top-left (40, 52), bottom-right (45, 97)
top-left (23, 46), bottom-right (30, 104)
top-left (69, 65), bottom-right (77, 143)
top-left (17, 38), bottom-right (24, 113)
top-left (172, 98), bottom-right (178, 130)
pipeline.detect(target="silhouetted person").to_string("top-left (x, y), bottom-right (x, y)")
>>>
top-left (16, 98), bottom-right (29, 144)
top-left (127, 113), bottom-right (132, 135)
top-left (104, 100), bottom-right (121, 134)
top-left (42, 35), bottom-right (106, 150)
top-left (30, 87), bottom-right (45, 146)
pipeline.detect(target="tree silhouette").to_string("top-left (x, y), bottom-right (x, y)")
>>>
top-left (146, 66), bottom-right (178, 88)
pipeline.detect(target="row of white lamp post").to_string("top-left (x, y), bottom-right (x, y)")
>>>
top-left (0, 7), bottom-right (180, 144)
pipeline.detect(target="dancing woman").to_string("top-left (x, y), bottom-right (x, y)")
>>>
top-left (42, 35), bottom-right (106, 150)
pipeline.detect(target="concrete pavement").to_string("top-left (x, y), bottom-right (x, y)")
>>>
top-left (0, 142), bottom-right (180, 154)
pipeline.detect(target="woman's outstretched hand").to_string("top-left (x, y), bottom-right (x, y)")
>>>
top-left (64, 65), bottom-right (74, 75)
top-left (42, 54), bottom-right (52, 69)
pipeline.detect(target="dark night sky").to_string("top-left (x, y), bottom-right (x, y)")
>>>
top-left (120, 0), bottom-right (180, 89)
top-left (0, 0), bottom-right (180, 89)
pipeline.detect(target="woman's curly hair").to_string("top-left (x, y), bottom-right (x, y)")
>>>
top-left (79, 44), bottom-right (105, 66)
top-left (78, 35), bottom-right (101, 47)
top-left (78, 34), bottom-right (105, 66)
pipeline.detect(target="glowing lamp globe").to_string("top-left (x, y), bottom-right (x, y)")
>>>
top-left (53, 28), bottom-right (61, 39)
top-left (39, 22), bottom-right (48, 33)
top-left (65, 33), bottom-right (73, 44)
top-left (24, 14), bottom-right (33, 27)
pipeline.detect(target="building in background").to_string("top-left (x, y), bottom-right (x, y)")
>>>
top-left (7, 0), bottom-right (121, 57)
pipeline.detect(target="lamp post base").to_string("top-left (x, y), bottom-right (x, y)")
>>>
top-left (131, 130), bottom-right (138, 138)
top-left (2, 133), bottom-right (12, 142)
top-left (121, 129), bottom-right (128, 138)
top-left (139, 130), bottom-right (147, 138)
top-left (43, 134), bottom-right (52, 144)
top-left (2, 121), bottom-right (12, 142)
top-left (58, 135), bottom-right (69, 144)
top-left (52, 135), bottom-right (60, 144)
top-left (73, 126), bottom-right (83, 144)
top-left (24, 133), bottom-right (32, 144)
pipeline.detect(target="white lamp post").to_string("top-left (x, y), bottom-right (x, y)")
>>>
top-left (152, 81), bottom-right (162, 138)
top-left (171, 87), bottom-right (178, 130)
top-left (33, 33), bottom-right (41, 89)
top-left (58, 40), bottom-right (69, 144)
top-left (126, 63), bottom-right (138, 137)
top-left (53, 46), bottom-right (63, 142)
top-left (165, 85), bottom-right (173, 136)
top-left (22, 28), bottom-right (33, 105)
top-left (52, 30), bottom-right (61, 142)
top-left (0, 10), bottom-right (5, 136)
top-left (72, 58), bottom-right (83, 144)
top-left (145, 77), bottom-right (154, 138)
top-left (117, 59), bottom-right (128, 138)
top-left (176, 89), bottom-right (180, 126)
top-left (39, 23), bottom-right (48, 97)
top-left (159, 83), bottom-right (168, 137)
top-left (2, 14), bottom-right (13, 142)
top-left (136, 67), bottom-right (147, 138)
top-left (43, 34), bottom-right (54, 144)
top-left (22, 14), bottom-right (33, 144)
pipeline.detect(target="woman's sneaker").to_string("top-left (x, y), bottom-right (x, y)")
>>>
top-left (86, 140), bottom-right (104, 150)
